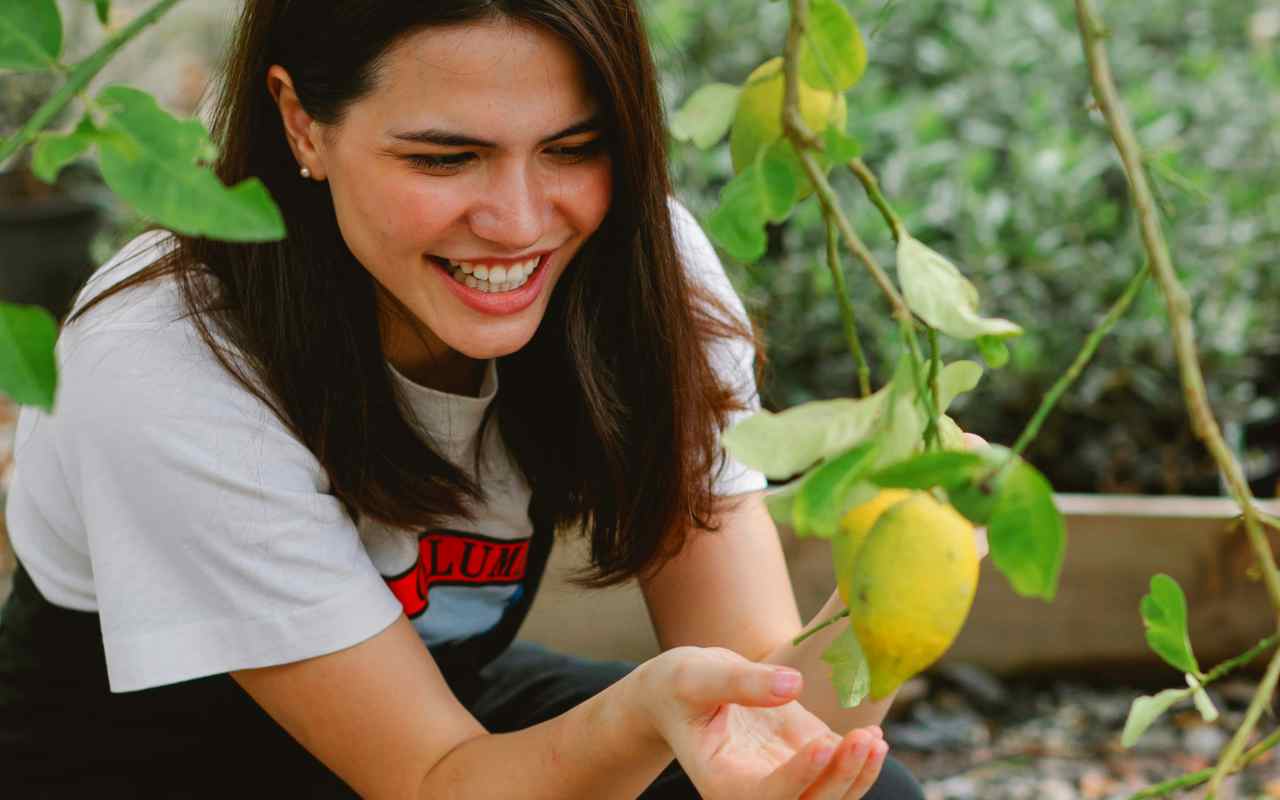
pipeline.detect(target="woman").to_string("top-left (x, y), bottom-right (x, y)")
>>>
top-left (0, 1), bottom-right (927, 797)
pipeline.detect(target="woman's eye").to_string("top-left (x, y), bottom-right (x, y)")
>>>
top-left (549, 139), bottom-right (607, 162)
top-left (406, 152), bottom-right (474, 172)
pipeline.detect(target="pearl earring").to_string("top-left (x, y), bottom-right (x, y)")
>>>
top-left (300, 166), bottom-right (312, 179)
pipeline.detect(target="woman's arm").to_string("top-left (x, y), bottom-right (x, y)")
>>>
top-left (639, 491), bottom-right (894, 733)
top-left (233, 616), bottom-right (675, 800)
top-left (236, 613), bottom-right (885, 799)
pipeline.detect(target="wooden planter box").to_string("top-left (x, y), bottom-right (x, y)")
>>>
top-left (521, 494), bottom-right (1280, 677)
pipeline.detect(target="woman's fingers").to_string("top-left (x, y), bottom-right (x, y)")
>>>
top-left (962, 431), bottom-right (988, 450)
top-left (762, 734), bottom-right (842, 797)
top-left (844, 737), bottom-right (887, 798)
top-left (797, 727), bottom-right (886, 800)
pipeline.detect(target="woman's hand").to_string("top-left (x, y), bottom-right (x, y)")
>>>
top-left (636, 646), bottom-right (886, 799)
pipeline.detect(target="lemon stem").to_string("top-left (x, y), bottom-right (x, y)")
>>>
top-left (791, 608), bottom-right (850, 647)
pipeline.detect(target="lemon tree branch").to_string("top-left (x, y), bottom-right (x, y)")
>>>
top-left (1073, 1), bottom-right (1280, 794)
top-left (0, 0), bottom-right (184, 168)
top-left (826, 218), bottom-right (872, 397)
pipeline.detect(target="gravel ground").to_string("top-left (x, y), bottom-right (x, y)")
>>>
top-left (888, 665), bottom-right (1279, 799)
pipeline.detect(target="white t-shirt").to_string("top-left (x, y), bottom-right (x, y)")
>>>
top-left (5, 198), bottom-right (767, 693)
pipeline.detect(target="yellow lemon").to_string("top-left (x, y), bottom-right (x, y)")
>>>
top-left (833, 489), bottom-right (913, 608)
top-left (729, 57), bottom-right (848, 176)
top-left (846, 491), bottom-right (979, 700)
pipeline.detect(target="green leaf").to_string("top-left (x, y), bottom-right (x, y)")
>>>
top-left (758, 140), bottom-right (800, 222)
top-left (871, 451), bottom-right (986, 490)
top-left (31, 115), bottom-right (98, 183)
top-left (707, 163), bottom-right (768, 262)
top-left (792, 442), bottom-right (879, 538)
top-left (875, 357), bottom-right (982, 469)
top-left (944, 444), bottom-right (1014, 526)
top-left (85, 0), bottom-right (110, 25)
top-left (723, 391), bottom-right (889, 479)
top-left (987, 459), bottom-right (1065, 600)
top-left (0, 0), bottom-right (62, 71)
top-left (822, 124), bottom-right (862, 163)
top-left (0, 302), bottom-right (58, 411)
top-left (93, 85), bottom-right (284, 242)
top-left (936, 414), bottom-right (969, 452)
top-left (1122, 688), bottom-right (1190, 748)
top-left (1140, 574), bottom-right (1201, 676)
top-left (937, 360), bottom-right (984, 407)
top-left (670, 83), bottom-right (740, 149)
top-left (976, 335), bottom-right (1010, 368)
top-left (821, 627), bottom-right (870, 708)
top-left (1185, 674), bottom-right (1219, 722)
top-left (897, 235), bottom-right (1023, 341)
top-left (799, 0), bottom-right (867, 92)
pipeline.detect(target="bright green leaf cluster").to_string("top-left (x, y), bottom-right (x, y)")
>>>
top-left (33, 87), bottom-right (285, 242)
top-left (730, 357), bottom-right (986, 540)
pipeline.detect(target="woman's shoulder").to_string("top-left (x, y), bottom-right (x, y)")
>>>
top-left (66, 229), bottom-right (189, 337)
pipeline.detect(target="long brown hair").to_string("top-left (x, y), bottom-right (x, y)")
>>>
top-left (71, 0), bottom-right (756, 590)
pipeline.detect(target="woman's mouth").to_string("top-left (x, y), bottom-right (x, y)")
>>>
top-left (428, 254), bottom-right (544, 294)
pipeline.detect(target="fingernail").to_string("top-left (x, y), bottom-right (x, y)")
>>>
top-left (772, 669), bottom-right (802, 696)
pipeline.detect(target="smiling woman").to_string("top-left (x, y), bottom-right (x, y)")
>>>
top-left (0, 2), bottom-right (919, 799)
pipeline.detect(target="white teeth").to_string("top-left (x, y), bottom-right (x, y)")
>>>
top-left (443, 254), bottom-right (542, 293)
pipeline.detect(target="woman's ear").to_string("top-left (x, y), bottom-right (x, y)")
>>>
top-left (266, 64), bottom-right (327, 180)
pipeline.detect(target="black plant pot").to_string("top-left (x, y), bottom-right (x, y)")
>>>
top-left (0, 173), bottom-right (105, 321)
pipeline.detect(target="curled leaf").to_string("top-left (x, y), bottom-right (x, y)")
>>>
top-left (1122, 688), bottom-right (1190, 748)
top-left (897, 235), bottom-right (1023, 341)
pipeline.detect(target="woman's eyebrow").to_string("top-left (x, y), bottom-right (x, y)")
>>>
top-left (390, 114), bottom-right (603, 148)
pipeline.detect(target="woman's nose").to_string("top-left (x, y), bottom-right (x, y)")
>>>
top-left (468, 161), bottom-right (549, 252)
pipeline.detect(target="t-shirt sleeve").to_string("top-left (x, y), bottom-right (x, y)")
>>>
top-left (669, 197), bottom-right (769, 497)
top-left (53, 320), bottom-right (402, 693)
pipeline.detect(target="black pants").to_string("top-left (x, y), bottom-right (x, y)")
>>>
top-left (1, 561), bottom-right (923, 798)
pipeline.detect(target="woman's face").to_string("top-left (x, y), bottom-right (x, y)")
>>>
top-left (272, 18), bottom-right (612, 391)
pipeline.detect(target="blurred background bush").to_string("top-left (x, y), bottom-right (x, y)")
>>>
top-left (651, 0), bottom-right (1280, 497)
top-left (2, 0), bottom-right (1277, 497)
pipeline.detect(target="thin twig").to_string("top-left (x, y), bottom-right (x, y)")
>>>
top-left (0, 0), bottom-right (185, 168)
top-left (1073, 5), bottom-right (1280, 795)
top-left (826, 218), bottom-right (872, 397)
top-left (847, 158), bottom-right (905, 243)
top-left (997, 263), bottom-right (1149, 474)
top-left (1127, 726), bottom-right (1280, 800)
top-left (791, 608), bottom-right (850, 647)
